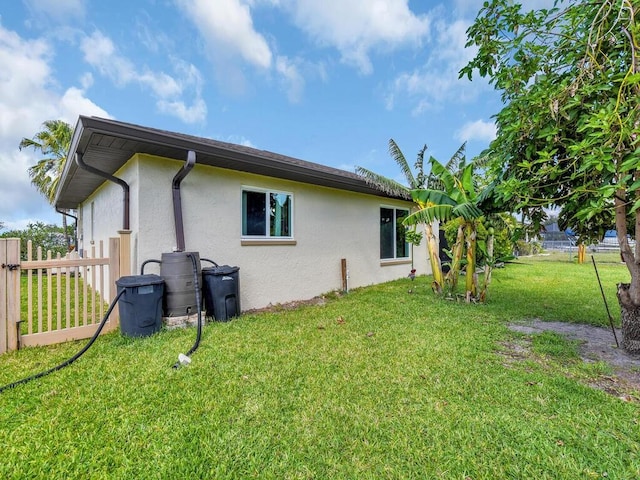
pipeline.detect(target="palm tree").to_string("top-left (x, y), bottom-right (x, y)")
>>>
top-left (356, 139), bottom-right (446, 292)
top-left (19, 120), bottom-right (73, 249)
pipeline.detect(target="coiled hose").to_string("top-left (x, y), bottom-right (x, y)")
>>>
top-left (172, 252), bottom-right (203, 368)
top-left (0, 288), bottom-right (125, 394)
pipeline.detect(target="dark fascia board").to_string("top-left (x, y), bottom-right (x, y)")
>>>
top-left (54, 116), bottom-right (407, 209)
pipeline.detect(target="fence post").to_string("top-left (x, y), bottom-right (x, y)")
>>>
top-left (109, 237), bottom-right (121, 328)
top-left (0, 238), bottom-right (7, 354)
top-left (118, 230), bottom-right (131, 278)
top-left (0, 238), bottom-right (21, 353)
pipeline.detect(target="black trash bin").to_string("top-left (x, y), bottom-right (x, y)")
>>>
top-left (202, 265), bottom-right (240, 321)
top-left (116, 274), bottom-right (165, 337)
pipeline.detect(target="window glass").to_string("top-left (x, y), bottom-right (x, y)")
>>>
top-left (395, 209), bottom-right (409, 258)
top-left (242, 190), bottom-right (266, 236)
top-left (243, 188), bottom-right (292, 238)
top-left (270, 193), bottom-right (291, 237)
top-left (380, 207), bottom-right (409, 259)
top-left (380, 207), bottom-right (394, 259)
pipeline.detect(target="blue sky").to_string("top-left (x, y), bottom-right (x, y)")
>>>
top-left (0, 0), bottom-right (538, 230)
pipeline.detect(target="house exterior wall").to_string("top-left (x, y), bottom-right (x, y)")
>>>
top-left (80, 153), bottom-right (430, 310)
top-left (77, 159), bottom-right (140, 300)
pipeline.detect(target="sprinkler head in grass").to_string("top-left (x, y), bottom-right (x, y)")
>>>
top-left (178, 353), bottom-right (192, 366)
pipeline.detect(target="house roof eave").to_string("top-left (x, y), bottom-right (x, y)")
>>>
top-left (54, 116), bottom-right (403, 210)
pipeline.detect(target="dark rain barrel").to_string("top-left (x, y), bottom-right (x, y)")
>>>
top-left (202, 265), bottom-right (240, 321)
top-left (115, 274), bottom-right (164, 337)
top-left (160, 252), bottom-right (201, 317)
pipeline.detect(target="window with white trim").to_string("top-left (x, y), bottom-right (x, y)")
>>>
top-left (380, 207), bottom-right (409, 259)
top-left (242, 188), bottom-right (293, 238)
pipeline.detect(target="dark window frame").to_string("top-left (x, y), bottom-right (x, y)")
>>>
top-left (242, 187), bottom-right (294, 239)
top-left (380, 206), bottom-right (410, 260)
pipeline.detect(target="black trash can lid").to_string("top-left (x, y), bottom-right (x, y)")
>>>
top-left (202, 265), bottom-right (239, 276)
top-left (116, 274), bottom-right (164, 288)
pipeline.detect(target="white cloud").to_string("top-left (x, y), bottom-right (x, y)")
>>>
top-left (134, 14), bottom-right (174, 54)
top-left (23, 0), bottom-right (86, 22)
top-left (59, 87), bottom-right (110, 123)
top-left (0, 25), bottom-right (106, 137)
top-left (0, 24), bottom-right (110, 227)
top-left (176, 0), bottom-right (273, 69)
top-left (385, 19), bottom-right (490, 114)
top-left (158, 98), bottom-right (208, 125)
top-left (275, 56), bottom-right (304, 103)
top-left (281, 0), bottom-right (430, 74)
top-left (217, 134), bottom-right (256, 148)
top-left (0, 27), bottom-right (56, 140)
top-left (80, 31), bottom-right (131, 84)
top-left (453, 0), bottom-right (555, 17)
top-left (452, 0), bottom-right (483, 16)
top-left (79, 72), bottom-right (94, 89)
top-left (455, 119), bottom-right (496, 143)
top-left (177, 0), bottom-right (428, 100)
top-left (80, 30), bottom-right (207, 123)
top-left (176, 0), bottom-right (312, 101)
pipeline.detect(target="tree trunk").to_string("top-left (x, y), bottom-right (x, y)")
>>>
top-left (617, 283), bottom-right (640, 354)
top-left (479, 233), bottom-right (494, 303)
top-left (446, 223), bottom-right (465, 289)
top-left (424, 223), bottom-right (444, 293)
top-left (615, 188), bottom-right (640, 305)
top-left (465, 223), bottom-right (477, 301)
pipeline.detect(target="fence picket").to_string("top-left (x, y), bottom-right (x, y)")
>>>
top-left (47, 250), bottom-right (52, 332)
top-left (74, 259), bottom-right (79, 328)
top-left (83, 261), bottom-right (88, 326)
top-left (91, 244), bottom-right (96, 325)
top-left (27, 241), bottom-right (32, 335)
top-left (99, 242), bottom-right (105, 320)
top-left (37, 246), bottom-right (42, 334)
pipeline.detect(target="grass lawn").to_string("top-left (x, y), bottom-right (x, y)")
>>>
top-left (0, 253), bottom-right (638, 479)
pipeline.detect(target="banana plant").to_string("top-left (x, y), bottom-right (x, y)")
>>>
top-left (405, 156), bottom-right (485, 300)
top-left (357, 140), bottom-right (446, 293)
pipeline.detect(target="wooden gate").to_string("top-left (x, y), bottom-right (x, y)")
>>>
top-left (0, 234), bottom-right (129, 354)
top-left (0, 238), bottom-right (20, 354)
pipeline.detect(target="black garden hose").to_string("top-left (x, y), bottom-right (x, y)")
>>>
top-left (0, 288), bottom-right (125, 394)
top-left (172, 252), bottom-right (203, 368)
top-left (140, 259), bottom-right (161, 275)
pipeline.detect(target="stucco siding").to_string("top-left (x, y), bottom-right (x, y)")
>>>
top-left (77, 160), bottom-right (140, 300)
top-left (82, 153), bottom-right (430, 311)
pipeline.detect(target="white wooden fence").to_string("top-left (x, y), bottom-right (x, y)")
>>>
top-left (0, 233), bottom-right (131, 354)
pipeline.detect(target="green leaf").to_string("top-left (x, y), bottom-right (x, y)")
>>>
top-left (404, 205), bottom-right (454, 225)
top-left (429, 157), bottom-right (456, 193)
top-left (388, 139), bottom-right (418, 188)
top-left (355, 166), bottom-right (410, 199)
top-left (453, 203), bottom-right (484, 220)
top-left (629, 199), bottom-right (640, 215)
top-left (460, 163), bottom-right (476, 199)
top-left (619, 154), bottom-right (640, 172)
top-left (628, 178), bottom-right (640, 193)
top-left (410, 189), bottom-right (457, 207)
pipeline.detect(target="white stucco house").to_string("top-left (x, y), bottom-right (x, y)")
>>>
top-left (54, 116), bottom-right (430, 311)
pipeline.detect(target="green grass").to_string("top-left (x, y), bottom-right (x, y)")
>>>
top-left (485, 251), bottom-right (629, 326)
top-left (531, 330), bottom-right (581, 359)
top-left (0, 255), bottom-right (638, 479)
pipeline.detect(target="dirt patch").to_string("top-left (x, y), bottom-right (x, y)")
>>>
top-left (507, 320), bottom-right (640, 399)
top-left (242, 295), bottom-right (333, 315)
